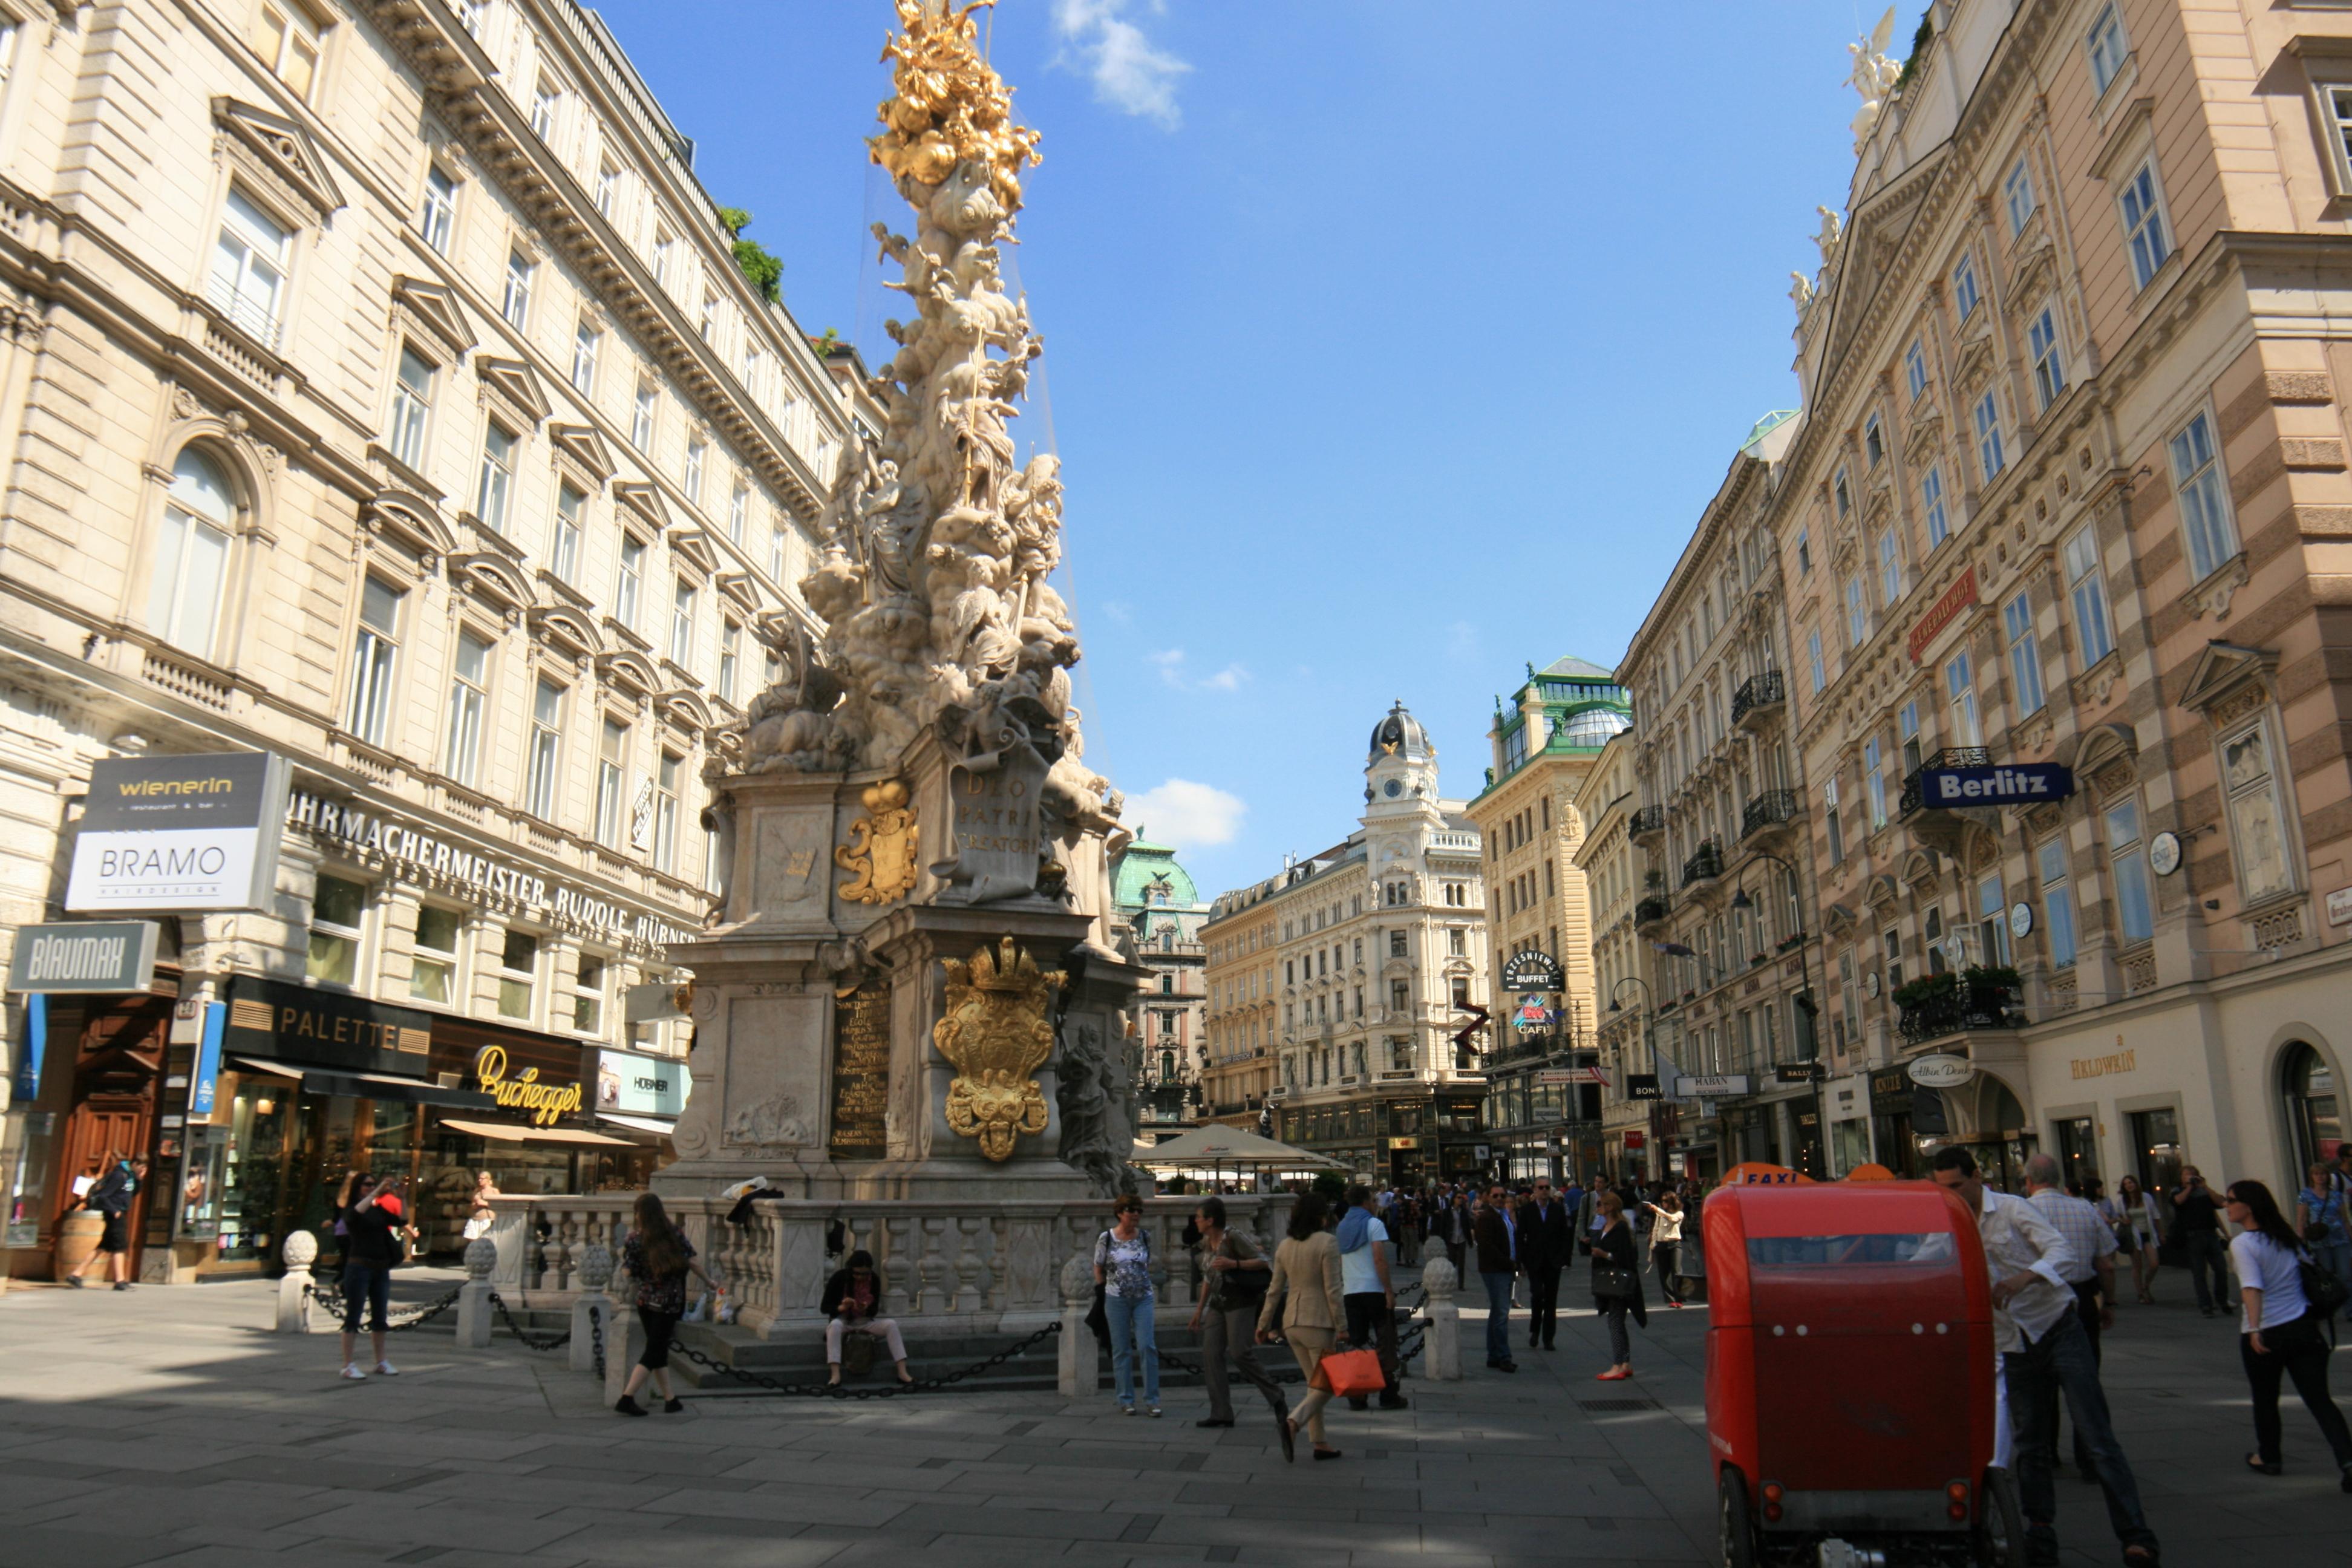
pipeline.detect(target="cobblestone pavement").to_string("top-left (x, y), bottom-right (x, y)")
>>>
top-left (0, 1270), bottom-right (2347, 1566)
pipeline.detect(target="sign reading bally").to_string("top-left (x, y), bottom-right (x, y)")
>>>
top-left (1919, 762), bottom-right (2076, 808)
top-left (67, 752), bottom-right (290, 912)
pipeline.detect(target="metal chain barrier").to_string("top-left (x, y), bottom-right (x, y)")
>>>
top-left (590, 1302), bottom-right (606, 1380)
top-left (487, 1290), bottom-right (573, 1353)
top-left (304, 1280), bottom-right (463, 1332)
top-left (665, 1321), bottom-right (1062, 1400)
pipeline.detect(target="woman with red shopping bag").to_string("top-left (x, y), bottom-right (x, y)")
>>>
top-left (1256, 1192), bottom-right (1351, 1461)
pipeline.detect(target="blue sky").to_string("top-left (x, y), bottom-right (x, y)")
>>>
top-left (590, 0), bottom-right (1903, 899)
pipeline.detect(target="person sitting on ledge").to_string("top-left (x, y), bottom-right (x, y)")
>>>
top-left (822, 1250), bottom-right (914, 1387)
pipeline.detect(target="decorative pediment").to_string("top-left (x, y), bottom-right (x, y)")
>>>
top-left (537, 566), bottom-right (594, 615)
top-left (1863, 873), bottom-right (1901, 910)
top-left (613, 481), bottom-right (668, 536)
top-left (361, 489), bottom-right (457, 567)
top-left (1903, 400), bottom-right (1945, 467)
top-left (1897, 848), bottom-right (1941, 892)
top-left (452, 553), bottom-right (532, 614)
top-left (212, 97), bottom-right (344, 221)
top-left (475, 356), bottom-right (549, 426)
top-left (2006, 231), bottom-right (2060, 315)
top-left (547, 422), bottom-right (614, 482)
top-left (1952, 312), bottom-right (1999, 394)
top-left (1823, 901), bottom-right (1859, 937)
top-left (2175, 640), bottom-right (2277, 717)
top-left (668, 528), bottom-right (720, 577)
top-left (601, 614), bottom-right (652, 656)
top-left (390, 275), bottom-right (475, 363)
top-left (1817, 147), bottom-right (1945, 393)
top-left (528, 603), bottom-right (601, 659)
top-left (714, 570), bottom-right (762, 614)
top-left (658, 688), bottom-right (713, 734)
top-left (596, 649), bottom-right (659, 699)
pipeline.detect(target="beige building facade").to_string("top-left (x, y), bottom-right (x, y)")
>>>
top-left (1760, 0), bottom-right (2352, 1194)
top-left (1571, 730), bottom-right (1653, 1177)
top-left (0, 0), bottom-right (857, 1281)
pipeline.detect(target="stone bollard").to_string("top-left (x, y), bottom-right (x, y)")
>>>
top-left (276, 1230), bottom-right (318, 1333)
top-left (570, 1243), bottom-right (614, 1376)
top-left (1056, 1252), bottom-right (1095, 1398)
top-left (1418, 1256), bottom-right (1462, 1382)
top-left (454, 1235), bottom-right (497, 1349)
top-left (604, 1308), bottom-right (645, 1405)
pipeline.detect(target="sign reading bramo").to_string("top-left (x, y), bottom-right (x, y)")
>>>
top-left (67, 752), bottom-right (290, 912)
top-left (286, 791), bottom-right (694, 953)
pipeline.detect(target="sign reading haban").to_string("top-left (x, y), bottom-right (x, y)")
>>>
top-left (1906, 567), bottom-right (1979, 664)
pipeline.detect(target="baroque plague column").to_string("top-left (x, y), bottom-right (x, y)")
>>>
top-left (658, 0), bottom-right (1146, 1201)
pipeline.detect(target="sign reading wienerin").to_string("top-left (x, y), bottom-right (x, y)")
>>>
top-left (67, 752), bottom-right (289, 912)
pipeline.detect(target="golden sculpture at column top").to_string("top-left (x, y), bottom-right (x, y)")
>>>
top-left (870, 0), bottom-right (1042, 215)
top-left (836, 779), bottom-right (920, 905)
top-left (934, 936), bottom-right (1064, 1161)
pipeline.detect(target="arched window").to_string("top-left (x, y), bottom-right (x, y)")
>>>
top-left (2284, 1042), bottom-right (2341, 1175)
top-left (149, 449), bottom-right (235, 656)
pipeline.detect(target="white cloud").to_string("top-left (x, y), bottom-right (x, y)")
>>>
top-left (1149, 647), bottom-right (1249, 693)
top-left (1129, 778), bottom-right (1246, 848)
top-left (1099, 598), bottom-right (1134, 626)
top-left (1051, 0), bottom-right (1191, 129)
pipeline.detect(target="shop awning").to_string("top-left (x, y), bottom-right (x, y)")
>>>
top-left (437, 1117), bottom-right (633, 1147)
top-left (597, 1112), bottom-right (677, 1137)
top-left (232, 1056), bottom-right (495, 1111)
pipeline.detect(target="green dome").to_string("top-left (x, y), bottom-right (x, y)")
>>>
top-left (1114, 840), bottom-right (1202, 913)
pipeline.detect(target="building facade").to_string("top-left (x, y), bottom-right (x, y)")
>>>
top-left (1463, 656), bottom-right (1629, 1181)
top-left (1201, 703), bottom-right (1492, 1184)
top-left (0, 0), bottom-right (856, 1281)
top-left (1571, 730), bottom-right (1653, 1178)
top-left (1111, 838), bottom-right (1209, 1134)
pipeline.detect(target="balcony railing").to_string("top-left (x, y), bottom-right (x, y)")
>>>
top-left (1635, 893), bottom-right (1671, 927)
top-left (1896, 970), bottom-right (2025, 1044)
top-left (1730, 670), bottom-right (1786, 732)
top-left (1628, 805), bottom-right (1666, 843)
top-left (1681, 840), bottom-right (1724, 890)
top-left (1898, 748), bottom-right (1992, 818)
top-left (1740, 788), bottom-right (1798, 839)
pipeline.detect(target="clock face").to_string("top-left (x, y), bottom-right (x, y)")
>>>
top-left (1383, 779), bottom-right (1402, 798)
top-left (1864, 971), bottom-right (1881, 999)
top-left (2008, 901), bottom-right (2034, 940)
top-left (2148, 830), bottom-right (2182, 877)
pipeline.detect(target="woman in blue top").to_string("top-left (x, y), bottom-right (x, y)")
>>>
top-left (2227, 1179), bottom-right (2352, 1484)
top-left (1092, 1195), bottom-right (1159, 1416)
top-left (2295, 1161), bottom-right (2351, 1304)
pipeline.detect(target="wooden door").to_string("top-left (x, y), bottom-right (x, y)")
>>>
top-left (47, 998), bottom-right (168, 1276)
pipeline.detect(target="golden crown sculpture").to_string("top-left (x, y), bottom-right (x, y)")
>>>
top-left (933, 936), bottom-right (1063, 1160)
top-left (870, 0), bottom-right (1041, 214)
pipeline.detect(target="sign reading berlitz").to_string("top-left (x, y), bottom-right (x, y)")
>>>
top-left (67, 752), bottom-right (289, 912)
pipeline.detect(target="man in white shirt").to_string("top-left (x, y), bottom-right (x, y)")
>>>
top-left (1337, 1184), bottom-right (1407, 1410)
top-left (2023, 1153), bottom-right (2118, 1480)
top-left (1932, 1147), bottom-right (2157, 1568)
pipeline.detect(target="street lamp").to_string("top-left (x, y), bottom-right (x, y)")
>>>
top-left (1727, 849), bottom-right (1828, 1178)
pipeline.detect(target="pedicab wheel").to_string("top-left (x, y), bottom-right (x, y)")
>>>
top-left (1717, 1466), bottom-right (1760, 1568)
top-left (1976, 1465), bottom-right (2025, 1568)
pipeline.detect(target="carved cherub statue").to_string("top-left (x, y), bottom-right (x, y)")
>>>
top-left (1789, 271), bottom-right (1816, 314)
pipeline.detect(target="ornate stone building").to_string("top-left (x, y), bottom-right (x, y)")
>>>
top-left (1202, 703), bottom-right (1491, 1184)
top-left (1463, 656), bottom-right (1629, 1181)
top-left (1112, 838), bottom-right (1209, 1132)
top-left (0, 0), bottom-right (857, 1280)
top-left (1570, 729), bottom-right (1648, 1177)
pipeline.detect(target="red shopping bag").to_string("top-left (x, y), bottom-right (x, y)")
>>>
top-left (1312, 1347), bottom-right (1386, 1399)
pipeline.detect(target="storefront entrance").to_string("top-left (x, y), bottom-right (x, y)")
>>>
top-left (2283, 1043), bottom-right (2341, 1178)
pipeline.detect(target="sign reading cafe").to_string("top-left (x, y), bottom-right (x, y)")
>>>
top-left (286, 791), bottom-right (694, 953)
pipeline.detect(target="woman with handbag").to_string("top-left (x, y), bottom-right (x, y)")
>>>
top-left (2296, 1163), bottom-right (2352, 1304)
top-left (2224, 1179), bottom-right (2352, 1484)
top-left (1257, 1192), bottom-right (1347, 1461)
top-left (1584, 1188), bottom-right (1647, 1381)
top-left (2105, 1174), bottom-right (2161, 1304)
top-left (1187, 1197), bottom-right (1270, 1428)
top-left (615, 1192), bottom-right (717, 1417)
top-left (1092, 1195), bottom-right (1161, 1417)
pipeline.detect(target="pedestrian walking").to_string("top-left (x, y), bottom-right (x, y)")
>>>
top-left (2025, 1152), bottom-right (2119, 1480)
top-left (1473, 1180), bottom-right (1520, 1373)
top-left (1931, 1146), bottom-right (2159, 1568)
top-left (822, 1249), bottom-right (915, 1387)
top-left (2226, 1178), bottom-right (2352, 1484)
top-left (1187, 1196), bottom-right (1270, 1428)
top-left (615, 1191), bottom-right (717, 1416)
top-left (2104, 1174), bottom-right (2162, 1303)
top-left (1641, 1192), bottom-right (1687, 1306)
top-left (1517, 1178), bottom-right (1572, 1348)
top-left (1584, 1189), bottom-right (1645, 1380)
top-left (2296, 1163), bottom-right (2352, 1300)
top-left (63, 1152), bottom-right (146, 1291)
top-left (336, 1175), bottom-right (405, 1381)
top-left (1442, 1190), bottom-right (1471, 1276)
top-left (1336, 1184), bottom-right (1407, 1411)
top-left (1257, 1191), bottom-right (1346, 1461)
top-left (1093, 1194), bottom-right (1161, 1416)
top-left (2170, 1165), bottom-right (2232, 1318)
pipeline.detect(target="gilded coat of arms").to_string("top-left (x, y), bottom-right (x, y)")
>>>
top-left (933, 937), bottom-right (1063, 1160)
top-left (836, 779), bottom-right (920, 904)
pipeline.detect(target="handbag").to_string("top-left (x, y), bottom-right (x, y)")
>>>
top-left (1592, 1264), bottom-right (1639, 1301)
top-left (1311, 1347), bottom-right (1386, 1400)
top-left (2299, 1249), bottom-right (2351, 1316)
top-left (1084, 1282), bottom-right (1108, 1343)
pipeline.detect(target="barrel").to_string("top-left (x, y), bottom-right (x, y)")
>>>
top-left (53, 1210), bottom-right (104, 1278)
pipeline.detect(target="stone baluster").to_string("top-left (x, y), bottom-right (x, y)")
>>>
top-left (985, 1216), bottom-right (1012, 1312)
top-left (275, 1230), bottom-right (318, 1333)
top-left (953, 1217), bottom-right (985, 1313)
top-left (1056, 1252), bottom-right (1096, 1397)
top-left (882, 1215), bottom-right (913, 1315)
top-left (1417, 1255), bottom-right (1462, 1381)
top-left (918, 1216), bottom-right (949, 1315)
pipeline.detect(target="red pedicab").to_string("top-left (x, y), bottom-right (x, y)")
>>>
top-left (1702, 1180), bottom-right (2024, 1567)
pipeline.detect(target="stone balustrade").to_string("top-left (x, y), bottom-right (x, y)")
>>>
top-left (480, 1191), bottom-right (1296, 1339)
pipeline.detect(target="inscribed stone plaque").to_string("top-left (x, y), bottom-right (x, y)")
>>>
top-left (948, 749), bottom-right (1048, 892)
top-left (828, 982), bottom-right (891, 1158)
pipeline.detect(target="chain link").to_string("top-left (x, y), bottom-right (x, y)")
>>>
top-left (304, 1281), bottom-right (463, 1332)
top-left (487, 1290), bottom-right (574, 1352)
top-left (666, 1321), bottom-right (1063, 1400)
top-left (590, 1301), bottom-right (606, 1380)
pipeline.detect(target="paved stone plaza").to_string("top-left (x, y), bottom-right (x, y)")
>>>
top-left (0, 1272), bottom-right (2346, 1567)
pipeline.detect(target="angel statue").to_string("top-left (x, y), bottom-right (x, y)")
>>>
top-left (1789, 271), bottom-right (1816, 316)
top-left (1814, 205), bottom-right (1844, 269)
top-left (1847, 7), bottom-right (1902, 149)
